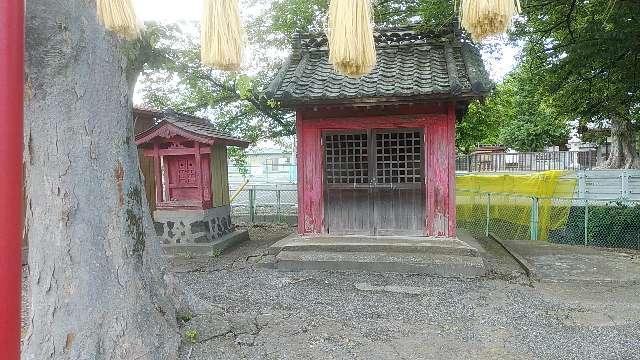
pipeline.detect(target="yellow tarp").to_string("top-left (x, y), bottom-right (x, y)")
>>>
top-left (456, 171), bottom-right (577, 241)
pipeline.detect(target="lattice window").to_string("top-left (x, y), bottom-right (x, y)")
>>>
top-left (177, 159), bottom-right (196, 186)
top-left (375, 131), bottom-right (422, 184)
top-left (324, 133), bottom-right (369, 184)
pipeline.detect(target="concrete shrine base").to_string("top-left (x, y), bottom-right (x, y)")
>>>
top-left (261, 234), bottom-right (486, 278)
top-left (153, 206), bottom-right (249, 256)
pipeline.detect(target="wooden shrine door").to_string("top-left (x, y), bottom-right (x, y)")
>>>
top-left (323, 130), bottom-right (425, 236)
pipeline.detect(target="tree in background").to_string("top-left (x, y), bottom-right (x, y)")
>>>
top-left (137, 0), bottom-right (639, 168)
top-left (459, 62), bottom-right (570, 153)
top-left (137, 0), bottom-right (459, 144)
top-left (513, 0), bottom-right (640, 168)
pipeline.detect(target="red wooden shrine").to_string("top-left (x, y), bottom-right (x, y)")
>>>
top-left (269, 28), bottom-right (492, 238)
top-left (295, 104), bottom-right (459, 237)
top-left (135, 112), bottom-right (248, 210)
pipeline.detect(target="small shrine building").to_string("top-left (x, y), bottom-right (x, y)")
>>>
top-left (269, 28), bottom-right (492, 238)
top-left (134, 108), bottom-right (250, 250)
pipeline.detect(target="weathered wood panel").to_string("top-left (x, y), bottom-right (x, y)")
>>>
top-left (210, 144), bottom-right (230, 206)
top-left (374, 188), bottom-right (424, 236)
top-left (297, 113), bottom-right (325, 234)
top-left (425, 108), bottom-right (456, 237)
top-left (325, 189), bottom-right (372, 235)
top-left (134, 112), bottom-right (158, 211)
top-left (139, 154), bottom-right (157, 211)
top-left (297, 103), bottom-right (457, 237)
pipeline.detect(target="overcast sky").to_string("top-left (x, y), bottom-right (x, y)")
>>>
top-left (135, 0), bottom-right (520, 82)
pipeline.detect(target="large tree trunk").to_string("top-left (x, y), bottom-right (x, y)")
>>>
top-left (606, 116), bottom-right (640, 169)
top-left (23, 1), bottom-right (180, 359)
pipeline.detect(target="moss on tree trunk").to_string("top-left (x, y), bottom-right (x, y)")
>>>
top-left (23, 1), bottom-right (180, 358)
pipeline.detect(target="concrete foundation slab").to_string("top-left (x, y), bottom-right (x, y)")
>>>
top-left (276, 251), bottom-right (485, 277)
top-left (500, 240), bottom-right (640, 284)
top-left (266, 234), bottom-right (485, 277)
top-left (154, 206), bottom-right (234, 244)
top-left (163, 229), bottom-right (249, 257)
top-left (269, 234), bottom-right (478, 256)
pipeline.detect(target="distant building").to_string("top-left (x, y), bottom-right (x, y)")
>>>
top-left (228, 147), bottom-right (297, 185)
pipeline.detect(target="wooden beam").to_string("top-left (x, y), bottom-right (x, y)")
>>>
top-left (195, 142), bottom-right (204, 204)
top-left (142, 147), bottom-right (212, 157)
top-left (153, 143), bottom-right (163, 204)
top-left (161, 156), bottom-right (170, 202)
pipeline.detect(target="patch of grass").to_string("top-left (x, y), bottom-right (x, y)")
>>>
top-left (211, 248), bottom-right (223, 258)
top-left (185, 330), bottom-right (198, 344)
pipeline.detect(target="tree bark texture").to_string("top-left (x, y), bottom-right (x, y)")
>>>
top-left (23, 1), bottom-right (180, 358)
top-left (606, 116), bottom-right (640, 169)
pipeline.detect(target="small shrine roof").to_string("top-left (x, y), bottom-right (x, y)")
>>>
top-left (134, 108), bottom-right (250, 148)
top-left (268, 27), bottom-right (493, 108)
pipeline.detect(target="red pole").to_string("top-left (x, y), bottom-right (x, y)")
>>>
top-left (0, 0), bottom-right (24, 358)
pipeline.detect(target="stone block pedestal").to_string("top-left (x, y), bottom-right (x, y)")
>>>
top-left (154, 205), bottom-right (248, 255)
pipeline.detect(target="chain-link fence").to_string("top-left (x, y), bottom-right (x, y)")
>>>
top-left (228, 185), bottom-right (640, 250)
top-left (229, 184), bottom-right (298, 225)
top-left (457, 190), bottom-right (640, 250)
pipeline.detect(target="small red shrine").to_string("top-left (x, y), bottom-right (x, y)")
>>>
top-left (136, 110), bottom-right (248, 210)
top-left (269, 28), bottom-right (492, 238)
top-left (135, 109), bottom-right (250, 248)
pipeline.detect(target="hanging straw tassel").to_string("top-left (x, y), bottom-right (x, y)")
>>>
top-left (327, 0), bottom-right (377, 78)
top-left (201, 0), bottom-right (244, 71)
top-left (96, 0), bottom-right (141, 40)
top-left (459, 0), bottom-right (521, 41)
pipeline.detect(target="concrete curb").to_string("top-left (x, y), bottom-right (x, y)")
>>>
top-left (488, 233), bottom-right (540, 282)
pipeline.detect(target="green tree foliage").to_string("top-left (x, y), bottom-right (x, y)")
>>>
top-left (137, 0), bottom-right (638, 168)
top-left (139, 22), bottom-right (291, 140)
top-left (137, 0), bottom-right (471, 148)
top-left (458, 64), bottom-right (569, 153)
top-left (512, 0), bottom-right (640, 167)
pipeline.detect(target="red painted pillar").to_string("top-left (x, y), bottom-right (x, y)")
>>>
top-left (153, 143), bottom-right (163, 204)
top-left (0, 0), bottom-right (24, 358)
top-left (447, 102), bottom-right (458, 237)
top-left (195, 142), bottom-right (204, 206)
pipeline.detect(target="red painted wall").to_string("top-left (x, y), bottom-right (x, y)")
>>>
top-left (296, 103), bottom-right (458, 237)
top-left (165, 154), bottom-right (211, 202)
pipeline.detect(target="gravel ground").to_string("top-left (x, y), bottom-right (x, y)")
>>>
top-left (174, 226), bottom-right (640, 360)
top-left (20, 225), bottom-right (640, 359)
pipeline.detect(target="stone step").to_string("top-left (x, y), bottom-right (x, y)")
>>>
top-left (269, 235), bottom-right (478, 257)
top-left (274, 251), bottom-right (486, 278)
top-left (163, 230), bottom-right (249, 257)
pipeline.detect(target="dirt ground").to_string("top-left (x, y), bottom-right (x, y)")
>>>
top-left (21, 225), bottom-right (640, 359)
top-left (172, 226), bottom-right (640, 360)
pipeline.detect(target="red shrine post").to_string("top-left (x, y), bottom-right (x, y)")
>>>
top-left (269, 28), bottom-right (492, 238)
top-left (135, 110), bottom-right (250, 252)
top-left (0, 0), bottom-right (24, 357)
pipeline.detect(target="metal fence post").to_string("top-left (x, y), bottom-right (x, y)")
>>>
top-left (584, 199), bottom-right (589, 246)
top-left (485, 193), bottom-right (491, 237)
top-left (530, 196), bottom-right (539, 241)
top-left (621, 170), bottom-right (628, 200)
top-left (248, 188), bottom-right (255, 223)
top-left (276, 189), bottom-right (282, 223)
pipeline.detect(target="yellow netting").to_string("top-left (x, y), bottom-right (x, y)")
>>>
top-left (456, 171), bottom-right (577, 241)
